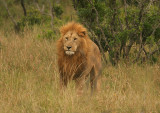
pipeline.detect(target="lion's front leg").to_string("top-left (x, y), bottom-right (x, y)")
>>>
top-left (59, 72), bottom-right (69, 89)
top-left (90, 66), bottom-right (101, 93)
top-left (75, 67), bottom-right (92, 95)
top-left (75, 77), bottom-right (85, 95)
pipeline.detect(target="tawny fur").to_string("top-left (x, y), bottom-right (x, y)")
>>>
top-left (57, 22), bottom-right (102, 92)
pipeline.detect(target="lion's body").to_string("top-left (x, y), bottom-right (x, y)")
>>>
top-left (57, 22), bottom-right (102, 92)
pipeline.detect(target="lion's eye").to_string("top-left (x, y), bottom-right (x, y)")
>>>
top-left (65, 37), bottom-right (68, 40)
top-left (74, 38), bottom-right (77, 41)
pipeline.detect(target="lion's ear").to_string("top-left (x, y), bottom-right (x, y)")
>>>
top-left (78, 31), bottom-right (86, 37)
top-left (60, 27), bottom-right (65, 36)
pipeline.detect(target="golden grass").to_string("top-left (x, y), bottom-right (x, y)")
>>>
top-left (0, 27), bottom-right (160, 113)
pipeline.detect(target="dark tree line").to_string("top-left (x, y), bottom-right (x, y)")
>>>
top-left (72, 0), bottom-right (160, 65)
top-left (0, 0), bottom-right (160, 64)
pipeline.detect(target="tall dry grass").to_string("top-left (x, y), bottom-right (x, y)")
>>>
top-left (0, 27), bottom-right (160, 113)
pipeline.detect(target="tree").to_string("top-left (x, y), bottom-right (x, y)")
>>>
top-left (21, 0), bottom-right (27, 16)
top-left (73, 0), bottom-right (160, 64)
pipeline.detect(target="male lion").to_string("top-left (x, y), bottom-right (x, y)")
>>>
top-left (57, 22), bottom-right (102, 93)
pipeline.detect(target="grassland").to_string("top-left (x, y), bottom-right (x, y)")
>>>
top-left (0, 27), bottom-right (160, 113)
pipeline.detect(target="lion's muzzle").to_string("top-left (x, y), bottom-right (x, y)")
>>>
top-left (64, 46), bottom-right (76, 55)
top-left (65, 51), bottom-right (75, 55)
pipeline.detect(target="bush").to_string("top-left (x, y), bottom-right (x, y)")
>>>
top-left (16, 9), bottom-right (50, 31)
top-left (73, 0), bottom-right (160, 64)
top-left (53, 4), bottom-right (63, 18)
top-left (38, 29), bottom-right (56, 40)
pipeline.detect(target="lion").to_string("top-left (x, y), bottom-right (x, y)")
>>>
top-left (56, 22), bottom-right (102, 93)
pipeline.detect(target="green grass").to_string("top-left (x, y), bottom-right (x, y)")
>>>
top-left (0, 27), bottom-right (160, 113)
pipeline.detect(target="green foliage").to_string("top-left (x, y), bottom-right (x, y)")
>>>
top-left (126, 7), bottom-right (139, 25)
top-left (16, 9), bottom-right (50, 31)
top-left (142, 22), bottom-right (152, 41)
top-left (53, 4), bottom-right (63, 18)
top-left (155, 28), bottom-right (160, 42)
top-left (146, 36), bottom-right (155, 45)
top-left (0, 6), bottom-right (8, 20)
top-left (0, 0), bottom-right (159, 64)
top-left (73, 0), bottom-right (160, 64)
top-left (142, 6), bottom-right (160, 43)
top-left (38, 29), bottom-right (56, 40)
top-left (118, 30), bottom-right (129, 44)
top-left (151, 55), bottom-right (158, 63)
top-left (0, 0), bottom-right (64, 32)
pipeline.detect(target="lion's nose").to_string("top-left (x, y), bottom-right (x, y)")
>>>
top-left (67, 46), bottom-right (72, 50)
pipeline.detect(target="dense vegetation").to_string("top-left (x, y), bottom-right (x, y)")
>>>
top-left (0, 0), bottom-right (160, 64)
top-left (73, 0), bottom-right (160, 64)
top-left (0, 0), bottom-right (160, 112)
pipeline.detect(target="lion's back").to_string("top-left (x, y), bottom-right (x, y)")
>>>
top-left (86, 38), bottom-right (102, 70)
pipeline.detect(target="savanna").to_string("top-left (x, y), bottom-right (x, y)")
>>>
top-left (0, 0), bottom-right (160, 113)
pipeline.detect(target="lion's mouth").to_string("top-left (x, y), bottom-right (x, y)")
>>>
top-left (65, 51), bottom-right (75, 55)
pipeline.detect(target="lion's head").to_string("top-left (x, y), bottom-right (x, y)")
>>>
top-left (59, 22), bottom-right (87, 56)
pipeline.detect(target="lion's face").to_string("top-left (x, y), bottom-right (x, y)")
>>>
top-left (62, 31), bottom-right (81, 55)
